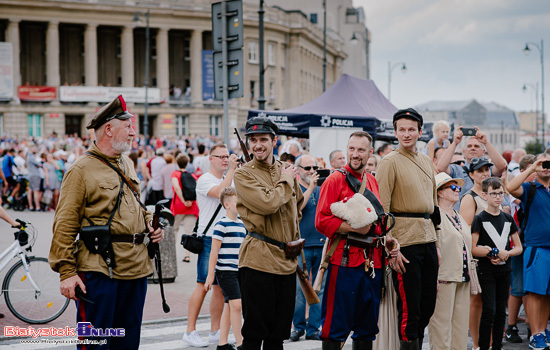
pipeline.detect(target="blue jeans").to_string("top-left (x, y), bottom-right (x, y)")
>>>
top-left (293, 246), bottom-right (325, 336)
top-left (197, 237), bottom-right (217, 284)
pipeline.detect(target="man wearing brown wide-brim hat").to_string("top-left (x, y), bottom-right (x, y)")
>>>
top-left (50, 94), bottom-right (163, 349)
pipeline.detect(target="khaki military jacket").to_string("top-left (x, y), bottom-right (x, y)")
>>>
top-left (234, 156), bottom-right (304, 275)
top-left (376, 145), bottom-right (438, 247)
top-left (49, 142), bottom-right (153, 281)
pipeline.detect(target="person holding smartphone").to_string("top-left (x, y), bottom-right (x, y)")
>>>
top-left (436, 126), bottom-right (507, 209)
top-left (507, 153), bottom-right (550, 350)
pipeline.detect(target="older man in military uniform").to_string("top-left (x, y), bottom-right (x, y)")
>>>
top-left (49, 95), bottom-right (163, 350)
top-left (234, 117), bottom-right (304, 350)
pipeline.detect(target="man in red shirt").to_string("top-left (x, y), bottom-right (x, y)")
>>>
top-left (316, 131), bottom-right (400, 350)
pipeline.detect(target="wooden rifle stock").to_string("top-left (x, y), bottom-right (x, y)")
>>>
top-left (313, 239), bottom-right (329, 292)
top-left (234, 128), bottom-right (251, 162)
top-left (296, 264), bottom-right (320, 305)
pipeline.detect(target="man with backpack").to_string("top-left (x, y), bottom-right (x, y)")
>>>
top-left (171, 153), bottom-right (199, 263)
top-left (507, 153), bottom-right (550, 350)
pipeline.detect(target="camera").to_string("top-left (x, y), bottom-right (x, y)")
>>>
top-left (316, 169), bottom-right (330, 186)
top-left (461, 127), bottom-right (477, 136)
top-left (543, 160), bottom-right (550, 169)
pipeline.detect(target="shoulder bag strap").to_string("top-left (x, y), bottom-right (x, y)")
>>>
top-left (201, 204), bottom-right (223, 237)
top-left (86, 151), bottom-right (148, 212)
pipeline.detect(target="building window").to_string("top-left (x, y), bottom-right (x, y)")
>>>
top-left (269, 81), bottom-right (275, 104)
top-left (210, 115), bottom-right (221, 136)
top-left (310, 13), bottom-right (318, 24)
top-left (268, 43), bottom-right (275, 66)
top-left (28, 114), bottom-right (43, 137)
top-left (176, 115), bottom-right (189, 137)
top-left (248, 41), bottom-right (258, 63)
top-left (346, 8), bottom-right (359, 23)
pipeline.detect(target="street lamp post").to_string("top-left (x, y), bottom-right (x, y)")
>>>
top-left (133, 9), bottom-right (150, 142)
top-left (350, 30), bottom-right (369, 80)
top-left (258, 0), bottom-right (266, 110)
top-left (522, 82), bottom-right (540, 150)
top-left (322, 0), bottom-right (326, 92)
top-left (524, 39), bottom-right (545, 149)
top-left (387, 61), bottom-right (406, 102)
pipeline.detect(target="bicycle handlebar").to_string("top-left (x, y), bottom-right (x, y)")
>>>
top-left (13, 219), bottom-right (27, 229)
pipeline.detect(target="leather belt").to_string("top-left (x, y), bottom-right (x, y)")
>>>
top-left (392, 212), bottom-right (430, 219)
top-left (248, 232), bottom-right (286, 250)
top-left (111, 233), bottom-right (146, 244)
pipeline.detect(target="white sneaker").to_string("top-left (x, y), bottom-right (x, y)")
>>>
top-left (208, 330), bottom-right (236, 344)
top-left (182, 330), bottom-right (208, 347)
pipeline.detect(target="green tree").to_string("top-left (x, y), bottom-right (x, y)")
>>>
top-left (524, 139), bottom-right (544, 154)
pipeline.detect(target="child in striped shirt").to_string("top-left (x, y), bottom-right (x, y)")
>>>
top-left (205, 187), bottom-right (246, 350)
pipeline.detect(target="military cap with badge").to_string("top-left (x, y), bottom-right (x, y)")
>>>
top-left (86, 95), bottom-right (134, 130)
top-left (245, 116), bottom-right (279, 136)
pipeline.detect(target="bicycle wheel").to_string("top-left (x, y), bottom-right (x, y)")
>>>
top-left (3, 256), bottom-right (70, 324)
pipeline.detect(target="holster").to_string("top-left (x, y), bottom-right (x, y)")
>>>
top-left (430, 206), bottom-right (441, 229)
top-left (79, 176), bottom-right (124, 276)
top-left (80, 224), bottom-right (116, 270)
top-left (284, 238), bottom-right (305, 259)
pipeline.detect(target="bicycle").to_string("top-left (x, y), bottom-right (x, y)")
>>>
top-left (0, 219), bottom-right (69, 324)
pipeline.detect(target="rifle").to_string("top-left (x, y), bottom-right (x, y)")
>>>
top-left (234, 128), bottom-right (251, 162)
top-left (149, 198), bottom-right (171, 313)
top-left (297, 255), bottom-right (320, 305)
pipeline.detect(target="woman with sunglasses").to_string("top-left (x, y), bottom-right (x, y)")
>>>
top-left (428, 173), bottom-right (480, 350)
top-left (459, 156), bottom-right (494, 350)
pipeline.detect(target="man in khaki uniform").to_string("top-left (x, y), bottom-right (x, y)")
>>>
top-left (234, 116), bottom-right (304, 350)
top-left (376, 108), bottom-right (439, 350)
top-left (49, 95), bottom-right (163, 350)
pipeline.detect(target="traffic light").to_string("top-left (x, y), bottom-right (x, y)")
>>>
top-left (212, 0), bottom-right (244, 100)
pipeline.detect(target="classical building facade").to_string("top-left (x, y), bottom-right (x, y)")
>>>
top-left (0, 0), bottom-right (353, 139)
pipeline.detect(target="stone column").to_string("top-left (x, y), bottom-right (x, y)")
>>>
top-left (156, 27), bottom-right (170, 99)
top-left (84, 23), bottom-right (98, 86)
top-left (190, 29), bottom-right (203, 104)
top-left (46, 21), bottom-right (60, 87)
top-left (6, 19), bottom-right (21, 88)
top-left (121, 25), bottom-right (134, 87)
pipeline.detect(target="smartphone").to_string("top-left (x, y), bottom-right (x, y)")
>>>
top-left (461, 127), bottom-right (477, 136)
top-left (316, 169), bottom-right (331, 186)
top-left (543, 161), bottom-right (550, 169)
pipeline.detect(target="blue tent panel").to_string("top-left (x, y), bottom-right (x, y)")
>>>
top-left (247, 74), bottom-right (396, 139)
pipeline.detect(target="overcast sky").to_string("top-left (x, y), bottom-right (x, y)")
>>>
top-left (352, 0), bottom-right (550, 114)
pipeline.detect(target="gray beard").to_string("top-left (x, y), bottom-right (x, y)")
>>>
top-left (112, 140), bottom-right (131, 153)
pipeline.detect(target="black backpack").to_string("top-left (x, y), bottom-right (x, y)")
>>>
top-left (179, 171), bottom-right (197, 201)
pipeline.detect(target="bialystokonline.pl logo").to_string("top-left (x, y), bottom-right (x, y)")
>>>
top-left (4, 322), bottom-right (124, 345)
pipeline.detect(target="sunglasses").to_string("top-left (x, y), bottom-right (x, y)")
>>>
top-left (442, 184), bottom-right (461, 192)
top-left (299, 166), bottom-right (319, 171)
top-left (451, 160), bottom-right (465, 166)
